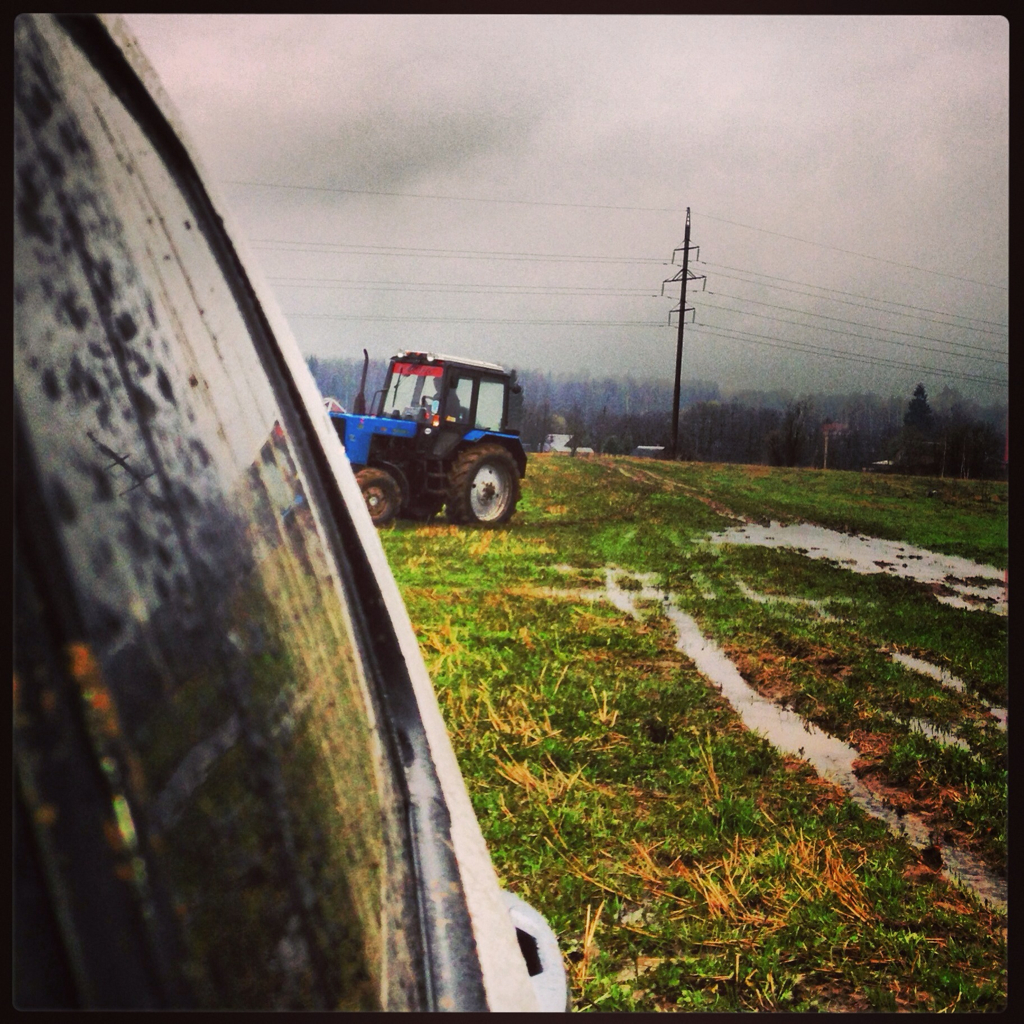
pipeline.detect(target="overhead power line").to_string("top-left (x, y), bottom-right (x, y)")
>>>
top-left (286, 313), bottom-right (666, 327)
top-left (700, 298), bottom-right (1007, 367)
top-left (704, 270), bottom-right (1007, 336)
top-left (252, 239), bottom-right (664, 265)
top-left (224, 178), bottom-right (1006, 290)
top-left (694, 215), bottom-right (1007, 290)
top-left (268, 276), bottom-right (657, 297)
top-left (697, 261), bottom-right (1007, 328)
top-left (225, 178), bottom-right (679, 214)
top-left (704, 291), bottom-right (1008, 361)
top-left (690, 323), bottom-right (1008, 388)
top-left (251, 237), bottom-right (1003, 330)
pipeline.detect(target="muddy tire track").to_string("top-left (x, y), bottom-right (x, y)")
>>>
top-left (610, 462), bottom-right (749, 522)
top-left (521, 566), bottom-right (1006, 908)
top-left (719, 640), bottom-right (1004, 882)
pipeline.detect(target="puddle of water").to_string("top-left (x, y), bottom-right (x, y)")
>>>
top-left (734, 579), bottom-right (840, 621)
top-left (715, 584), bottom-right (1006, 735)
top-left (555, 566), bottom-right (1006, 910)
top-left (732, 586), bottom-right (1006, 741)
top-left (891, 652), bottom-right (1007, 732)
top-left (903, 718), bottom-right (972, 751)
top-left (707, 522), bottom-right (1006, 616)
top-left (892, 652), bottom-right (967, 692)
top-left (934, 593), bottom-right (999, 613)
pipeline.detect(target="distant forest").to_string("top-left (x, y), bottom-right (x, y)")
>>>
top-left (307, 355), bottom-right (1007, 480)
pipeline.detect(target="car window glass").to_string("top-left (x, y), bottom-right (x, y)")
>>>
top-left (14, 16), bottom-right (423, 1010)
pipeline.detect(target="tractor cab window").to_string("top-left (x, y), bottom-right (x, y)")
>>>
top-left (385, 362), bottom-right (442, 420)
top-left (445, 376), bottom-right (475, 426)
top-left (475, 379), bottom-right (505, 432)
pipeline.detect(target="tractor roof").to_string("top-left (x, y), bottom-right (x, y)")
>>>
top-left (392, 350), bottom-right (510, 375)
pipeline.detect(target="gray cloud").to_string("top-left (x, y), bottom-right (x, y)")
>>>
top-left (122, 14), bottom-right (1007, 407)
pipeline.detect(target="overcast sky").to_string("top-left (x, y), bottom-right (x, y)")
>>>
top-left (122, 14), bottom-right (1008, 407)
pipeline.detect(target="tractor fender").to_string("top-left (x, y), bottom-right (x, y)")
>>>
top-left (374, 460), bottom-right (409, 508)
top-left (456, 432), bottom-right (527, 478)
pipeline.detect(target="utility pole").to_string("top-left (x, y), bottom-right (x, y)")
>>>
top-left (662, 209), bottom-right (704, 459)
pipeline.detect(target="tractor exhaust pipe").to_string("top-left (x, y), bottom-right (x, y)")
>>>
top-left (352, 349), bottom-right (370, 415)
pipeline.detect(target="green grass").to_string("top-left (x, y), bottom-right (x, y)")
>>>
top-left (643, 461), bottom-right (1008, 569)
top-left (381, 454), bottom-right (1007, 1012)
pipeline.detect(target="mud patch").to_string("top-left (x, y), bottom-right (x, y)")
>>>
top-left (614, 464), bottom-right (747, 521)
top-left (547, 565), bottom-right (1006, 909)
top-left (733, 579), bottom-right (845, 621)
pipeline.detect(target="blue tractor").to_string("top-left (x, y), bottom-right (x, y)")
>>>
top-left (330, 350), bottom-right (527, 526)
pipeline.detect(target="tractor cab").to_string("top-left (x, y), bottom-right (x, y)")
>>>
top-left (377, 352), bottom-right (523, 437)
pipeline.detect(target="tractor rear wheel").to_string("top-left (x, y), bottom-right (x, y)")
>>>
top-left (356, 467), bottom-right (400, 527)
top-left (446, 444), bottom-right (520, 524)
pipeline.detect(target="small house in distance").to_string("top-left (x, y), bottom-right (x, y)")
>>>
top-left (542, 434), bottom-right (573, 453)
top-left (631, 445), bottom-right (666, 459)
top-left (542, 434), bottom-right (593, 456)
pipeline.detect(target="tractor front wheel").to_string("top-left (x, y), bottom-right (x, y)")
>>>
top-left (356, 467), bottom-right (400, 527)
top-left (446, 444), bottom-right (520, 525)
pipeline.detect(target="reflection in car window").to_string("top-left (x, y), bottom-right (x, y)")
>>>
top-left (14, 15), bottom-right (423, 1010)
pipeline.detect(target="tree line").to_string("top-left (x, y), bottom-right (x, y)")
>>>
top-left (306, 355), bottom-right (1006, 480)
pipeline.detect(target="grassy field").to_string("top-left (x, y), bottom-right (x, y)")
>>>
top-left (381, 455), bottom-right (1007, 1012)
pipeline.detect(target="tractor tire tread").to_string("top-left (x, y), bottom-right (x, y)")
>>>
top-left (446, 443), bottom-right (520, 525)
